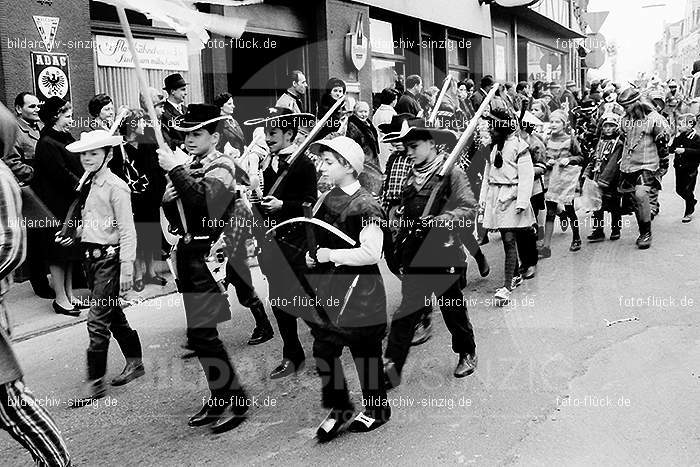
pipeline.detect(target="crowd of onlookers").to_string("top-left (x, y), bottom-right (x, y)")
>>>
top-left (3, 66), bottom-right (694, 316)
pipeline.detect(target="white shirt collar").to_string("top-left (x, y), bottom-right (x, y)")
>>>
top-left (340, 180), bottom-right (361, 195)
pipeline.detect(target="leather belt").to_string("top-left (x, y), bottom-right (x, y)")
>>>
top-left (83, 243), bottom-right (120, 260)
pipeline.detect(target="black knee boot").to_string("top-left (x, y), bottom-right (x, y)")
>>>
top-left (71, 350), bottom-right (108, 407)
top-left (248, 302), bottom-right (274, 345)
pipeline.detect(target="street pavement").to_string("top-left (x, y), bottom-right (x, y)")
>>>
top-left (1, 173), bottom-right (699, 466)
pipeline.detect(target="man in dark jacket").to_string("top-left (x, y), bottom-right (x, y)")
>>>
top-left (470, 75), bottom-right (495, 113)
top-left (395, 75), bottom-right (423, 116)
top-left (671, 113), bottom-right (700, 222)
top-left (161, 73), bottom-right (188, 148)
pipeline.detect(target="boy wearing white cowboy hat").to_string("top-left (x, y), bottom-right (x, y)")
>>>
top-left (381, 119), bottom-right (478, 387)
top-left (62, 130), bottom-right (145, 406)
top-left (304, 136), bottom-right (391, 442)
top-left (157, 103), bottom-right (252, 434)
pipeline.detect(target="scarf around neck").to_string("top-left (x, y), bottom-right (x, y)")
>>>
top-left (412, 153), bottom-right (444, 189)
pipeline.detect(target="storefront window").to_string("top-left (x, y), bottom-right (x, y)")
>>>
top-left (526, 42), bottom-right (564, 83)
top-left (370, 18), bottom-right (405, 56)
top-left (493, 29), bottom-right (508, 81)
top-left (93, 34), bottom-right (203, 109)
top-left (372, 58), bottom-right (405, 93)
top-left (370, 16), bottom-right (407, 105)
top-left (447, 36), bottom-right (470, 83)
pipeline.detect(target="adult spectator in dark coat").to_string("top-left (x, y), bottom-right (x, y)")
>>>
top-left (31, 97), bottom-right (84, 315)
top-left (214, 92), bottom-right (246, 156)
top-left (161, 73), bottom-right (188, 148)
top-left (470, 75), bottom-right (495, 112)
top-left (346, 101), bottom-right (383, 196)
top-left (395, 74), bottom-right (423, 115)
top-left (5, 92), bottom-right (42, 185)
top-left (10, 93), bottom-right (53, 298)
top-left (317, 77), bottom-right (347, 140)
top-left (112, 109), bottom-right (168, 292)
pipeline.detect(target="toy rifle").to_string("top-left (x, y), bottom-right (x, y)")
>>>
top-left (266, 95), bottom-right (346, 196)
top-left (420, 86), bottom-right (498, 218)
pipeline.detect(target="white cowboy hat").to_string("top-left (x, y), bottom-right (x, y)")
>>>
top-left (311, 136), bottom-right (365, 174)
top-left (521, 111), bottom-right (543, 126)
top-left (66, 130), bottom-right (122, 153)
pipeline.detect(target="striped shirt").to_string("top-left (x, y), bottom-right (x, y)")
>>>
top-left (0, 159), bottom-right (26, 384)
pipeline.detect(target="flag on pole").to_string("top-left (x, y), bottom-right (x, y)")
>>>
top-left (103, 0), bottom-right (262, 51)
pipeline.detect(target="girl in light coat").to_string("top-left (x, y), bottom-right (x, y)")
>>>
top-left (480, 109), bottom-right (536, 306)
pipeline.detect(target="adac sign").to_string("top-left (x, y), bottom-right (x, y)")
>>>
top-left (31, 52), bottom-right (71, 101)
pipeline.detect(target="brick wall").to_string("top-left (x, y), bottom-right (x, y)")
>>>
top-left (0, 0), bottom-right (95, 130)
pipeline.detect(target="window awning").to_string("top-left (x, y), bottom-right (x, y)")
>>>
top-left (496, 5), bottom-right (586, 39)
top-left (354, 0), bottom-right (492, 37)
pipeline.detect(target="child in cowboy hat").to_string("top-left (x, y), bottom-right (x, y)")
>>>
top-left (158, 103), bottom-right (252, 434)
top-left (62, 130), bottom-right (144, 406)
top-left (381, 118), bottom-right (478, 386)
top-left (305, 136), bottom-right (390, 442)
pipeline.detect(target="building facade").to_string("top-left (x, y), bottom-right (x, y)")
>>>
top-left (0, 0), bottom-right (588, 129)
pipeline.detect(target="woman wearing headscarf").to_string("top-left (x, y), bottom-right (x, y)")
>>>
top-left (32, 96), bottom-right (84, 316)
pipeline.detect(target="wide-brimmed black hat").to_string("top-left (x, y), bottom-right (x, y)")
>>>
top-left (243, 106), bottom-right (315, 129)
top-left (382, 117), bottom-right (457, 145)
top-left (172, 104), bottom-right (229, 132)
top-left (163, 73), bottom-right (188, 91)
top-left (377, 113), bottom-right (416, 134)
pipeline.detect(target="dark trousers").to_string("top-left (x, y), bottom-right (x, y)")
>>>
top-left (386, 272), bottom-right (476, 373)
top-left (84, 248), bottom-right (135, 353)
top-left (675, 164), bottom-right (699, 214)
top-left (26, 229), bottom-right (50, 293)
top-left (267, 264), bottom-right (313, 363)
top-left (187, 327), bottom-right (243, 400)
top-left (312, 324), bottom-right (389, 420)
top-left (515, 227), bottom-right (538, 270)
top-left (226, 255), bottom-right (270, 329)
top-left (592, 208), bottom-right (622, 231)
top-left (225, 257), bottom-right (261, 309)
top-left (177, 240), bottom-right (242, 399)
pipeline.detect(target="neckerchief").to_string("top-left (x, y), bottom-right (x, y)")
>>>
top-left (412, 153), bottom-right (444, 190)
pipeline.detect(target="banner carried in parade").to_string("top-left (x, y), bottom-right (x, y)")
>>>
top-left (102, 0), bottom-right (258, 50)
top-left (30, 52), bottom-right (71, 101)
top-left (95, 35), bottom-right (189, 71)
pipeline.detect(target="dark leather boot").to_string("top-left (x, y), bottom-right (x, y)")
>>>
top-left (71, 350), bottom-right (107, 407)
top-left (112, 330), bottom-right (145, 386)
top-left (247, 302), bottom-right (274, 346)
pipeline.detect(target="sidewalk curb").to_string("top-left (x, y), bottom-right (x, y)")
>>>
top-left (11, 289), bottom-right (178, 343)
